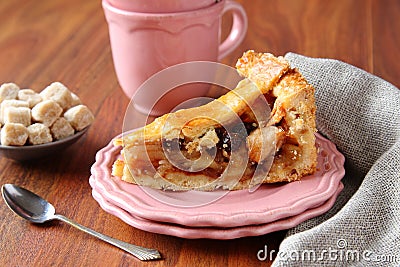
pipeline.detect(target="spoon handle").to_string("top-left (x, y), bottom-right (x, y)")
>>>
top-left (54, 214), bottom-right (161, 261)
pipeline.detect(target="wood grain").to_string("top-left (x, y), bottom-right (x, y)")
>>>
top-left (0, 0), bottom-right (399, 266)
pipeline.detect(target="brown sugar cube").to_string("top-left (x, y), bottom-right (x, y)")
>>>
top-left (50, 117), bottom-right (74, 140)
top-left (70, 92), bottom-right (82, 107)
top-left (17, 89), bottom-right (43, 108)
top-left (0, 99), bottom-right (29, 124)
top-left (64, 105), bottom-right (94, 131)
top-left (0, 83), bottom-right (20, 103)
top-left (40, 82), bottom-right (73, 110)
top-left (27, 123), bottom-right (52, 145)
top-left (3, 107), bottom-right (31, 127)
top-left (31, 100), bottom-right (63, 127)
top-left (1, 123), bottom-right (28, 146)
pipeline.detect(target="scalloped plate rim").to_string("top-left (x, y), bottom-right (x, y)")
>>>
top-left (89, 131), bottom-right (345, 227)
top-left (91, 182), bottom-right (343, 239)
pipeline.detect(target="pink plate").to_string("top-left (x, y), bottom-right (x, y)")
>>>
top-left (91, 182), bottom-right (343, 239)
top-left (89, 132), bottom-right (345, 227)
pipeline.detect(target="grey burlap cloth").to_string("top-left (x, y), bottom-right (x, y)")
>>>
top-left (270, 53), bottom-right (400, 266)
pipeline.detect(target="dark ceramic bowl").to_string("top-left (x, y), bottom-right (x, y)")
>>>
top-left (0, 127), bottom-right (88, 161)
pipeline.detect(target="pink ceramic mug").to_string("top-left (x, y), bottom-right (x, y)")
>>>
top-left (102, 0), bottom-right (247, 114)
top-left (108, 0), bottom-right (216, 13)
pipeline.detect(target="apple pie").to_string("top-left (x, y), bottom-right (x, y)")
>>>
top-left (112, 51), bottom-right (317, 190)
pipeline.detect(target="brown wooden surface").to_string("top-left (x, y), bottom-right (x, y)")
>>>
top-left (0, 0), bottom-right (399, 266)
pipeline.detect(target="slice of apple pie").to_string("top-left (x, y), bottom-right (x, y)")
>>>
top-left (112, 51), bottom-right (317, 191)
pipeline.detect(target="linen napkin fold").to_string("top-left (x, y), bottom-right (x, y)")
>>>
top-left (270, 53), bottom-right (400, 266)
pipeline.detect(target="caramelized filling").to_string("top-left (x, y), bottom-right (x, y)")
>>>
top-left (155, 91), bottom-right (289, 181)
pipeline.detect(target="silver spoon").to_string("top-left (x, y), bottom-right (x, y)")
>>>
top-left (1, 184), bottom-right (162, 261)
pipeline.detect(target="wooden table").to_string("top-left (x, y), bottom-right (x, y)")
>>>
top-left (0, 0), bottom-right (399, 266)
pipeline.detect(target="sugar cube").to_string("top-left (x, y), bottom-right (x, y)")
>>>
top-left (64, 105), bottom-right (94, 131)
top-left (31, 100), bottom-right (62, 127)
top-left (40, 82), bottom-right (73, 110)
top-left (0, 99), bottom-right (29, 124)
top-left (3, 107), bottom-right (31, 126)
top-left (0, 83), bottom-right (19, 103)
top-left (18, 89), bottom-right (43, 108)
top-left (27, 123), bottom-right (52, 145)
top-left (1, 123), bottom-right (28, 146)
top-left (50, 117), bottom-right (74, 140)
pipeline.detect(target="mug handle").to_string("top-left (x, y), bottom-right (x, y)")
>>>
top-left (218, 0), bottom-right (248, 60)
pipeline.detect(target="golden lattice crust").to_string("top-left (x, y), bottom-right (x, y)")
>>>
top-left (112, 51), bottom-right (317, 191)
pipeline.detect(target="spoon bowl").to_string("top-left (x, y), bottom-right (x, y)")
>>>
top-left (1, 184), bottom-right (161, 261)
top-left (1, 184), bottom-right (55, 223)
